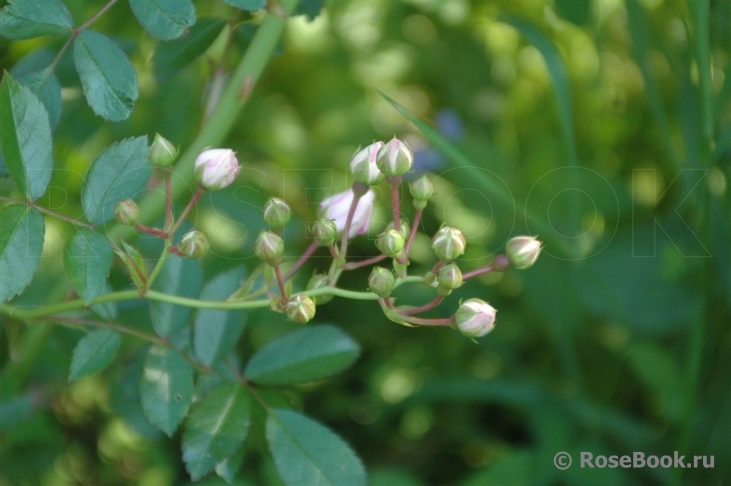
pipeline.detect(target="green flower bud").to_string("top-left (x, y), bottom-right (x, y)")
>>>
top-left (437, 262), bottom-right (463, 296)
top-left (350, 141), bottom-right (385, 185)
top-left (306, 273), bottom-right (333, 304)
top-left (149, 133), bottom-right (178, 168)
top-left (505, 236), bottom-right (542, 270)
top-left (263, 197), bottom-right (291, 228)
top-left (409, 175), bottom-right (434, 203)
top-left (386, 218), bottom-right (411, 241)
top-left (114, 199), bottom-right (139, 226)
top-left (431, 226), bottom-right (466, 261)
top-left (311, 218), bottom-right (338, 246)
top-left (368, 266), bottom-right (396, 298)
top-left (285, 294), bottom-right (316, 324)
top-left (376, 229), bottom-right (405, 258)
top-left (255, 231), bottom-right (284, 267)
top-left (376, 137), bottom-right (413, 177)
top-left (179, 230), bottom-right (208, 259)
top-left (453, 298), bottom-right (497, 338)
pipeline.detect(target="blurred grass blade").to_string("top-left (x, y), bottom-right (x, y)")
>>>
top-left (687, 0), bottom-right (713, 163)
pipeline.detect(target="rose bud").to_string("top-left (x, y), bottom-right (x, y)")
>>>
top-left (285, 294), bottom-right (316, 324)
top-left (306, 273), bottom-right (333, 304)
top-left (386, 218), bottom-right (411, 241)
top-left (194, 148), bottom-right (239, 190)
top-left (376, 137), bottom-right (413, 177)
top-left (263, 197), bottom-right (291, 228)
top-left (318, 189), bottom-right (375, 238)
top-left (376, 229), bottom-right (405, 259)
top-left (149, 133), bottom-right (178, 168)
top-left (114, 199), bottom-right (139, 226)
top-left (431, 226), bottom-right (466, 262)
top-left (453, 298), bottom-right (497, 338)
top-left (437, 262), bottom-right (463, 296)
top-left (311, 218), bottom-right (338, 246)
top-left (409, 175), bottom-right (434, 209)
top-left (254, 231), bottom-right (284, 267)
top-left (350, 141), bottom-right (385, 186)
top-left (505, 236), bottom-right (542, 270)
top-left (368, 266), bottom-right (396, 298)
top-left (179, 230), bottom-right (208, 259)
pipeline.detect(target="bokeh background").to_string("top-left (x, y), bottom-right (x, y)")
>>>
top-left (1, 0), bottom-right (729, 484)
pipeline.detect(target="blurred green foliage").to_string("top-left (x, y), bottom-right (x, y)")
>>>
top-left (0, 0), bottom-right (729, 484)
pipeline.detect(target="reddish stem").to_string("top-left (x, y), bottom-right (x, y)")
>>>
top-left (399, 296), bottom-right (444, 315)
top-left (274, 266), bottom-right (288, 303)
top-left (342, 254), bottom-right (388, 270)
top-left (136, 224), bottom-right (168, 239)
top-left (165, 177), bottom-right (173, 231)
top-left (384, 298), bottom-right (451, 326)
top-left (283, 241), bottom-right (319, 280)
top-left (462, 265), bottom-right (494, 280)
top-left (175, 189), bottom-right (203, 231)
top-left (169, 246), bottom-right (184, 257)
top-left (390, 184), bottom-right (401, 229)
top-left (404, 208), bottom-right (422, 259)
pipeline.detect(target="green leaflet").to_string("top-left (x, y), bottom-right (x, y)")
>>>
top-left (0, 205), bottom-right (45, 303)
top-left (267, 409), bottom-right (366, 486)
top-left (244, 325), bottom-right (360, 386)
top-left (0, 0), bottom-right (73, 40)
top-left (0, 73), bottom-right (54, 201)
top-left (221, 0), bottom-right (267, 11)
top-left (69, 329), bottom-right (121, 381)
top-left (154, 17), bottom-right (226, 81)
top-left (81, 136), bottom-right (150, 224)
top-left (149, 255), bottom-right (203, 338)
top-left (182, 383), bottom-right (250, 480)
top-left (129, 0), bottom-right (196, 41)
top-left (16, 68), bottom-right (62, 129)
top-left (64, 228), bottom-right (113, 303)
top-left (140, 345), bottom-right (194, 436)
top-left (73, 30), bottom-right (138, 122)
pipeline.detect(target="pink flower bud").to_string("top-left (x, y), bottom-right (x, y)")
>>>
top-left (350, 141), bottom-right (385, 185)
top-left (376, 137), bottom-right (413, 177)
top-left (318, 189), bottom-right (375, 239)
top-left (194, 148), bottom-right (239, 190)
top-left (453, 298), bottom-right (497, 338)
top-left (505, 236), bottom-right (542, 269)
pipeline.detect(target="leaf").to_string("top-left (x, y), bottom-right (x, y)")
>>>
top-left (17, 68), bottom-right (62, 129)
top-left (222, 0), bottom-right (267, 11)
top-left (194, 268), bottom-right (247, 367)
top-left (91, 282), bottom-right (118, 320)
top-left (267, 409), bottom-right (366, 486)
top-left (140, 345), bottom-right (194, 436)
top-left (0, 0), bottom-right (73, 40)
top-left (68, 328), bottom-right (121, 381)
top-left (149, 255), bottom-right (202, 338)
top-left (294, 0), bottom-right (325, 20)
top-left (64, 228), bottom-right (113, 303)
top-left (0, 153), bottom-right (8, 177)
top-left (73, 30), bottom-right (138, 121)
top-left (244, 325), bottom-right (360, 386)
top-left (215, 446), bottom-right (246, 484)
top-left (0, 205), bottom-right (44, 303)
top-left (129, 0), bottom-right (196, 41)
top-left (114, 242), bottom-right (148, 291)
top-left (182, 383), bottom-right (250, 481)
top-left (154, 17), bottom-right (226, 81)
top-left (0, 73), bottom-right (54, 201)
top-left (81, 136), bottom-right (150, 224)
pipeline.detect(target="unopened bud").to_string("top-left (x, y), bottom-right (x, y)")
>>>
top-left (149, 133), bottom-right (178, 168)
top-left (431, 226), bottom-right (466, 261)
top-left (179, 230), bottom-right (208, 259)
top-left (409, 175), bottom-right (434, 207)
top-left (306, 273), bottom-right (333, 304)
top-left (437, 262), bottom-right (463, 296)
top-left (368, 266), bottom-right (396, 298)
top-left (285, 294), bottom-right (316, 324)
top-left (376, 229), bottom-right (405, 258)
top-left (311, 218), bottom-right (338, 246)
top-left (255, 231), bottom-right (284, 267)
top-left (376, 137), bottom-right (413, 177)
top-left (350, 141), bottom-right (385, 185)
top-left (263, 197), bottom-right (291, 228)
top-left (505, 236), bottom-right (542, 269)
top-left (453, 298), bottom-right (497, 338)
top-left (194, 148), bottom-right (239, 190)
top-left (386, 218), bottom-right (411, 241)
top-left (114, 199), bottom-right (139, 226)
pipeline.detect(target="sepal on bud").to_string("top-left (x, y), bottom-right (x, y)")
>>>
top-left (350, 141), bottom-right (385, 185)
top-left (431, 226), bottom-right (466, 261)
top-left (437, 262), bottom-right (463, 296)
top-left (264, 197), bottom-right (291, 228)
top-left (311, 218), bottom-right (338, 246)
top-left (453, 298), bottom-right (497, 338)
top-left (194, 148), bottom-right (239, 190)
top-left (306, 273), bottom-right (333, 304)
top-left (386, 218), bottom-right (411, 241)
top-left (149, 133), bottom-right (178, 168)
top-left (285, 294), bottom-right (316, 324)
top-left (376, 137), bottom-right (413, 177)
top-left (255, 231), bottom-right (284, 267)
top-left (505, 236), bottom-right (542, 269)
top-left (376, 229), bottom-right (405, 259)
top-left (368, 266), bottom-right (396, 298)
top-left (114, 199), bottom-right (139, 226)
top-left (179, 230), bottom-right (208, 259)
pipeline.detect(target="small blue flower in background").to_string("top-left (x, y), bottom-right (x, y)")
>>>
top-left (407, 108), bottom-right (464, 180)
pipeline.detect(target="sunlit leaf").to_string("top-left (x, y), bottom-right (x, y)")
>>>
top-left (140, 345), bottom-right (194, 436)
top-left (0, 0), bottom-right (72, 40)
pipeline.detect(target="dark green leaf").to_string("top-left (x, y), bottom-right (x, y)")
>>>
top-left (267, 409), bottom-right (366, 486)
top-left (0, 205), bottom-right (44, 303)
top-left (554, 0), bottom-right (592, 27)
top-left (0, 153), bottom-right (7, 177)
top-left (129, 0), bottom-right (196, 41)
top-left (64, 228), bottom-right (112, 303)
top-left (140, 345), bottom-right (194, 436)
top-left (222, 0), bottom-right (266, 11)
top-left (0, 0), bottom-right (73, 40)
top-left (154, 17), bottom-right (226, 81)
top-left (215, 446), bottom-right (246, 484)
top-left (182, 383), bottom-right (250, 481)
top-left (81, 136), bottom-right (150, 224)
top-left (293, 0), bottom-right (325, 20)
top-left (0, 73), bottom-right (53, 200)
top-left (245, 325), bottom-right (360, 386)
top-left (73, 30), bottom-right (138, 121)
top-left (91, 282), bottom-right (118, 320)
top-left (69, 328), bottom-right (121, 381)
top-left (194, 268), bottom-right (247, 367)
top-left (149, 255), bottom-right (203, 338)
top-left (16, 68), bottom-right (62, 129)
